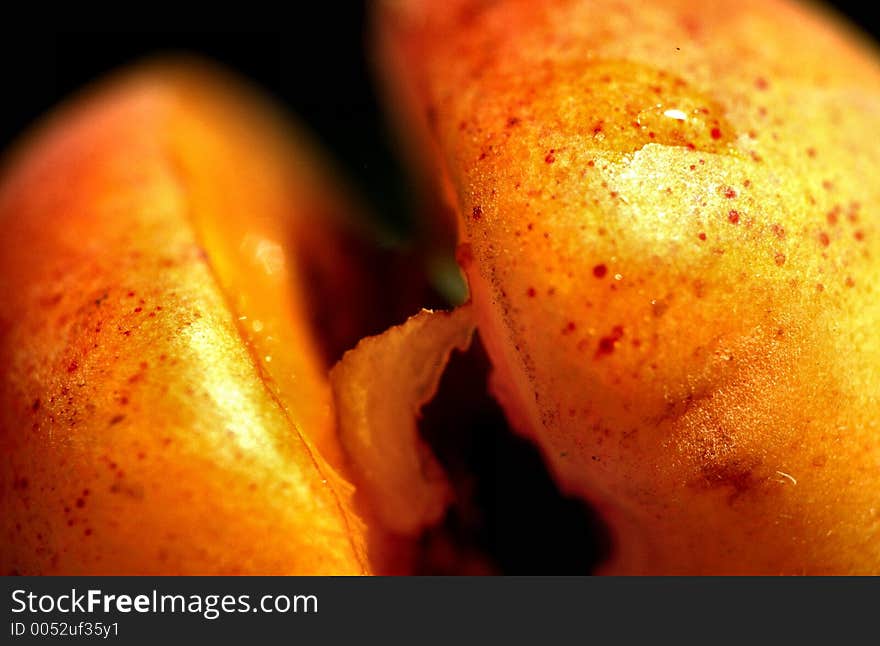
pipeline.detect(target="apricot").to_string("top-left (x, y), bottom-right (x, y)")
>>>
top-left (376, 0), bottom-right (880, 573)
top-left (0, 60), bottom-right (376, 574)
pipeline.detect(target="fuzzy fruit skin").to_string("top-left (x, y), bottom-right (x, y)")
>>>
top-left (0, 62), bottom-right (369, 574)
top-left (377, 0), bottom-right (880, 573)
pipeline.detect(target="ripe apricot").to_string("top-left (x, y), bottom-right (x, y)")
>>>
top-left (376, 0), bottom-right (880, 573)
top-left (0, 60), bottom-right (374, 574)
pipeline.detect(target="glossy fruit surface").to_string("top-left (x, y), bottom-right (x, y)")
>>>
top-left (376, 0), bottom-right (880, 573)
top-left (0, 61), bottom-right (371, 574)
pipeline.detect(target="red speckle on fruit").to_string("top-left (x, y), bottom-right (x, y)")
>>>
top-left (774, 253), bottom-right (786, 266)
top-left (652, 300), bottom-right (669, 317)
top-left (848, 201), bottom-right (861, 216)
top-left (472, 205), bottom-right (483, 221)
top-left (527, 287), bottom-right (537, 298)
top-left (595, 325), bottom-right (625, 359)
top-left (545, 150), bottom-right (556, 163)
top-left (755, 77), bottom-right (769, 90)
top-left (827, 208), bottom-right (840, 225)
top-left (710, 127), bottom-right (722, 140)
top-left (728, 210), bottom-right (740, 224)
top-left (819, 232), bottom-right (830, 247)
top-left (593, 264), bottom-right (608, 278)
top-left (698, 232), bottom-right (707, 240)
top-left (723, 187), bottom-right (737, 199)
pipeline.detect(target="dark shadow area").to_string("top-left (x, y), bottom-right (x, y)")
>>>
top-left (417, 334), bottom-right (612, 575)
top-left (293, 210), bottom-right (449, 367)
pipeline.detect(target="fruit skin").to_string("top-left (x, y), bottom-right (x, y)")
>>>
top-left (376, 0), bottom-right (880, 573)
top-left (0, 60), bottom-right (371, 574)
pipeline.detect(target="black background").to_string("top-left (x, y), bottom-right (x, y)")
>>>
top-left (1, 1), bottom-right (877, 235)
